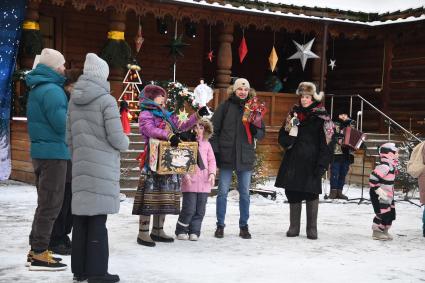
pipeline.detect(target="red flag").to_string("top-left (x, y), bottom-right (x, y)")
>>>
top-left (239, 36), bottom-right (248, 63)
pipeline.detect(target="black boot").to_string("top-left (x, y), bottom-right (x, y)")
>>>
top-left (214, 226), bottom-right (224, 238)
top-left (306, 199), bottom-right (319, 240)
top-left (286, 202), bottom-right (301, 237)
top-left (239, 226), bottom-right (252, 239)
top-left (87, 273), bottom-right (120, 283)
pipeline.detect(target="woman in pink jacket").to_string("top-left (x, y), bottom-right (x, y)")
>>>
top-left (175, 118), bottom-right (217, 241)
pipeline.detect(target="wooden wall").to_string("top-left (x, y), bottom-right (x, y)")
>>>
top-left (326, 21), bottom-right (425, 135)
top-left (388, 29), bottom-right (425, 134)
top-left (10, 120), bottom-right (35, 184)
top-left (325, 37), bottom-right (384, 132)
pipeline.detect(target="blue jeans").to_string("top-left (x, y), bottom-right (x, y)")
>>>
top-left (330, 160), bottom-right (350, 190)
top-left (216, 169), bottom-right (252, 228)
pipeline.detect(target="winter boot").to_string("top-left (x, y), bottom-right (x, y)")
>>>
top-left (29, 250), bottom-right (67, 271)
top-left (87, 273), bottom-right (120, 283)
top-left (239, 225), bottom-right (252, 239)
top-left (189, 234), bottom-right (199, 241)
top-left (176, 234), bottom-right (189, 240)
top-left (26, 250), bottom-right (62, 267)
top-left (336, 190), bottom-right (349, 200)
top-left (306, 199), bottom-right (319, 240)
top-left (328, 189), bottom-right (338, 200)
top-left (137, 215), bottom-right (155, 247)
top-left (286, 202), bottom-right (302, 237)
top-left (383, 228), bottom-right (393, 240)
top-left (150, 215), bottom-right (174, 242)
top-left (214, 226), bottom-right (224, 238)
top-left (372, 230), bottom-right (389, 241)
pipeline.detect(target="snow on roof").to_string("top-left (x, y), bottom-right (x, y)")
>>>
top-left (171, 0), bottom-right (425, 25)
top-left (244, 0), bottom-right (425, 14)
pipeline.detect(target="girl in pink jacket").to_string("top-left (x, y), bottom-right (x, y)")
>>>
top-left (175, 118), bottom-right (217, 241)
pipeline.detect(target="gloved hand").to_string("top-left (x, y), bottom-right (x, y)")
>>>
top-left (198, 106), bottom-right (209, 117)
top-left (375, 188), bottom-right (389, 202)
top-left (249, 123), bottom-right (258, 136)
top-left (178, 130), bottom-right (197, 142)
top-left (169, 134), bottom-right (181, 147)
top-left (314, 167), bottom-right (326, 178)
top-left (289, 125), bottom-right (298, 137)
top-left (208, 173), bottom-right (215, 187)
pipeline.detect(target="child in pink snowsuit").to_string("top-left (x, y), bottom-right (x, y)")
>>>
top-left (369, 142), bottom-right (399, 241)
top-left (175, 118), bottom-right (217, 241)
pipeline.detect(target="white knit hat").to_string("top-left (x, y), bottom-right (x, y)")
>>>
top-left (232, 78), bottom-right (250, 92)
top-left (38, 48), bottom-right (65, 70)
top-left (83, 53), bottom-right (109, 80)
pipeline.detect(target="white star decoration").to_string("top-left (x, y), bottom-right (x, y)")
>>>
top-left (329, 59), bottom-right (337, 70)
top-left (287, 38), bottom-right (320, 71)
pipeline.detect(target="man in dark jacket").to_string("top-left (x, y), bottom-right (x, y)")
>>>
top-left (25, 48), bottom-right (69, 271)
top-left (210, 78), bottom-right (266, 239)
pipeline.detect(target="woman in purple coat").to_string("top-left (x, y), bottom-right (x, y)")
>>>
top-left (132, 85), bottom-right (208, 247)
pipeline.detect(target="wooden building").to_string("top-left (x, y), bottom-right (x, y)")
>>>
top-left (10, 0), bottom-right (425, 183)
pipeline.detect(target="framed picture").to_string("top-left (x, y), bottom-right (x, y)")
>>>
top-left (149, 139), bottom-right (198, 174)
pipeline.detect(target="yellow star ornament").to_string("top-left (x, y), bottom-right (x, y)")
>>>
top-left (269, 46), bottom-right (278, 72)
top-left (177, 109), bottom-right (189, 123)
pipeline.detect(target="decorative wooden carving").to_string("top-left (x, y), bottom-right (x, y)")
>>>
top-left (215, 24), bottom-right (234, 89)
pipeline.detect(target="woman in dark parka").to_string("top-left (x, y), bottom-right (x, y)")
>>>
top-left (275, 82), bottom-right (334, 240)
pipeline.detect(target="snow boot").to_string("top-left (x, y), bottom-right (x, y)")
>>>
top-left (214, 226), bottom-right (224, 238)
top-left (286, 202), bottom-right (301, 237)
top-left (336, 190), bottom-right (349, 200)
top-left (372, 230), bottom-right (389, 241)
top-left (328, 189), bottom-right (338, 199)
top-left (151, 214), bottom-right (174, 242)
top-left (189, 234), bottom-right (199, 241)
top-left (137, 215), bottom-right (155, 247)
top-left (383, 228), bottom-right (393, 240)
top-left (29, 250), bottom-right (67, 271)
top-left (239, 225), bottom-right (252, 239)
top-left (87, 273), bottom-right (120, 283)
top-left (176, 234), bottom-right (189, 240)
top-left (306, 199), bottom-right (319, 240)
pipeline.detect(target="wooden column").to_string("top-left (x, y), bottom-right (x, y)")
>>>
top-left (379, 37), bottom-right (394, 132)
top-left (311, 24), bottom-right (328, 92)
top-left (21, 1), bottom-right (40, 69)
top-left (215, 24), bottom-right (234, 93)
top-left (107, 10), bottom-right (127, 100)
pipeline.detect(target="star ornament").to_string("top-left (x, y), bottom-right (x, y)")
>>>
top-left (177, 109), bottom-right (189, 123)
top-left (287, 38), bottom-right (319, 71)
top-left (207, 50), bottom-right (214, 62)
top-left (329, 59), bottom-right (336, 70)
top-left (164, 34), bottom-right (190, 61)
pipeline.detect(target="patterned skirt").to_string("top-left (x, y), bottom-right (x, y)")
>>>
top-left (132, 170), bottom-right (181, 216)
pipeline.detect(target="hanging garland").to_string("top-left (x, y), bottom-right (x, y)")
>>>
top-left (151, 80), bottom-right (197, 112)
top-left (100, 30), bottom-right (132, 69)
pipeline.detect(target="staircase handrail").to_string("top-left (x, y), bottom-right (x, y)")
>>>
top-left (326, 94), bottom-right (421, 143)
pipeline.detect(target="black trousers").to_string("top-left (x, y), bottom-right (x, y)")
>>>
top-left (50, 181), bottom-right (73, 247)
top-left (71, 215), bottom-right (109, 277)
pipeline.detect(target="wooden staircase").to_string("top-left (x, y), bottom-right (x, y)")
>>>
top-left (120, 124), bottom-right (143, 193)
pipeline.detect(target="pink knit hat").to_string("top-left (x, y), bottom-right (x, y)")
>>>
top-left (142, 85), bottom-right (167, 100)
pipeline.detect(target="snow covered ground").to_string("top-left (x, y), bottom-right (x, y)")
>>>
top-left (0, 180), bottom-right (424, 283)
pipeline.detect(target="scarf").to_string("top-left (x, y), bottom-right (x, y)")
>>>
top-left (285, 102), bottom-right (334, 144)
top-left (139, 97), bottom-right (177, 132)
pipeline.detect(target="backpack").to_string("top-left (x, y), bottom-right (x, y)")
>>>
top-left (406, 141), bottom-right (425, 178)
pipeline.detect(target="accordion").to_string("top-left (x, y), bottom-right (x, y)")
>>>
top-left (342, 127), bottom-right (366, 150)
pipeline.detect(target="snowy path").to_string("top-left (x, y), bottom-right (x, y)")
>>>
top-left (0, 181), bottom-right (424, 283)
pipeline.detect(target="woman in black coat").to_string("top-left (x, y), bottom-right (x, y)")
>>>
top-left (275, 82), bottom-right (333, 240)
